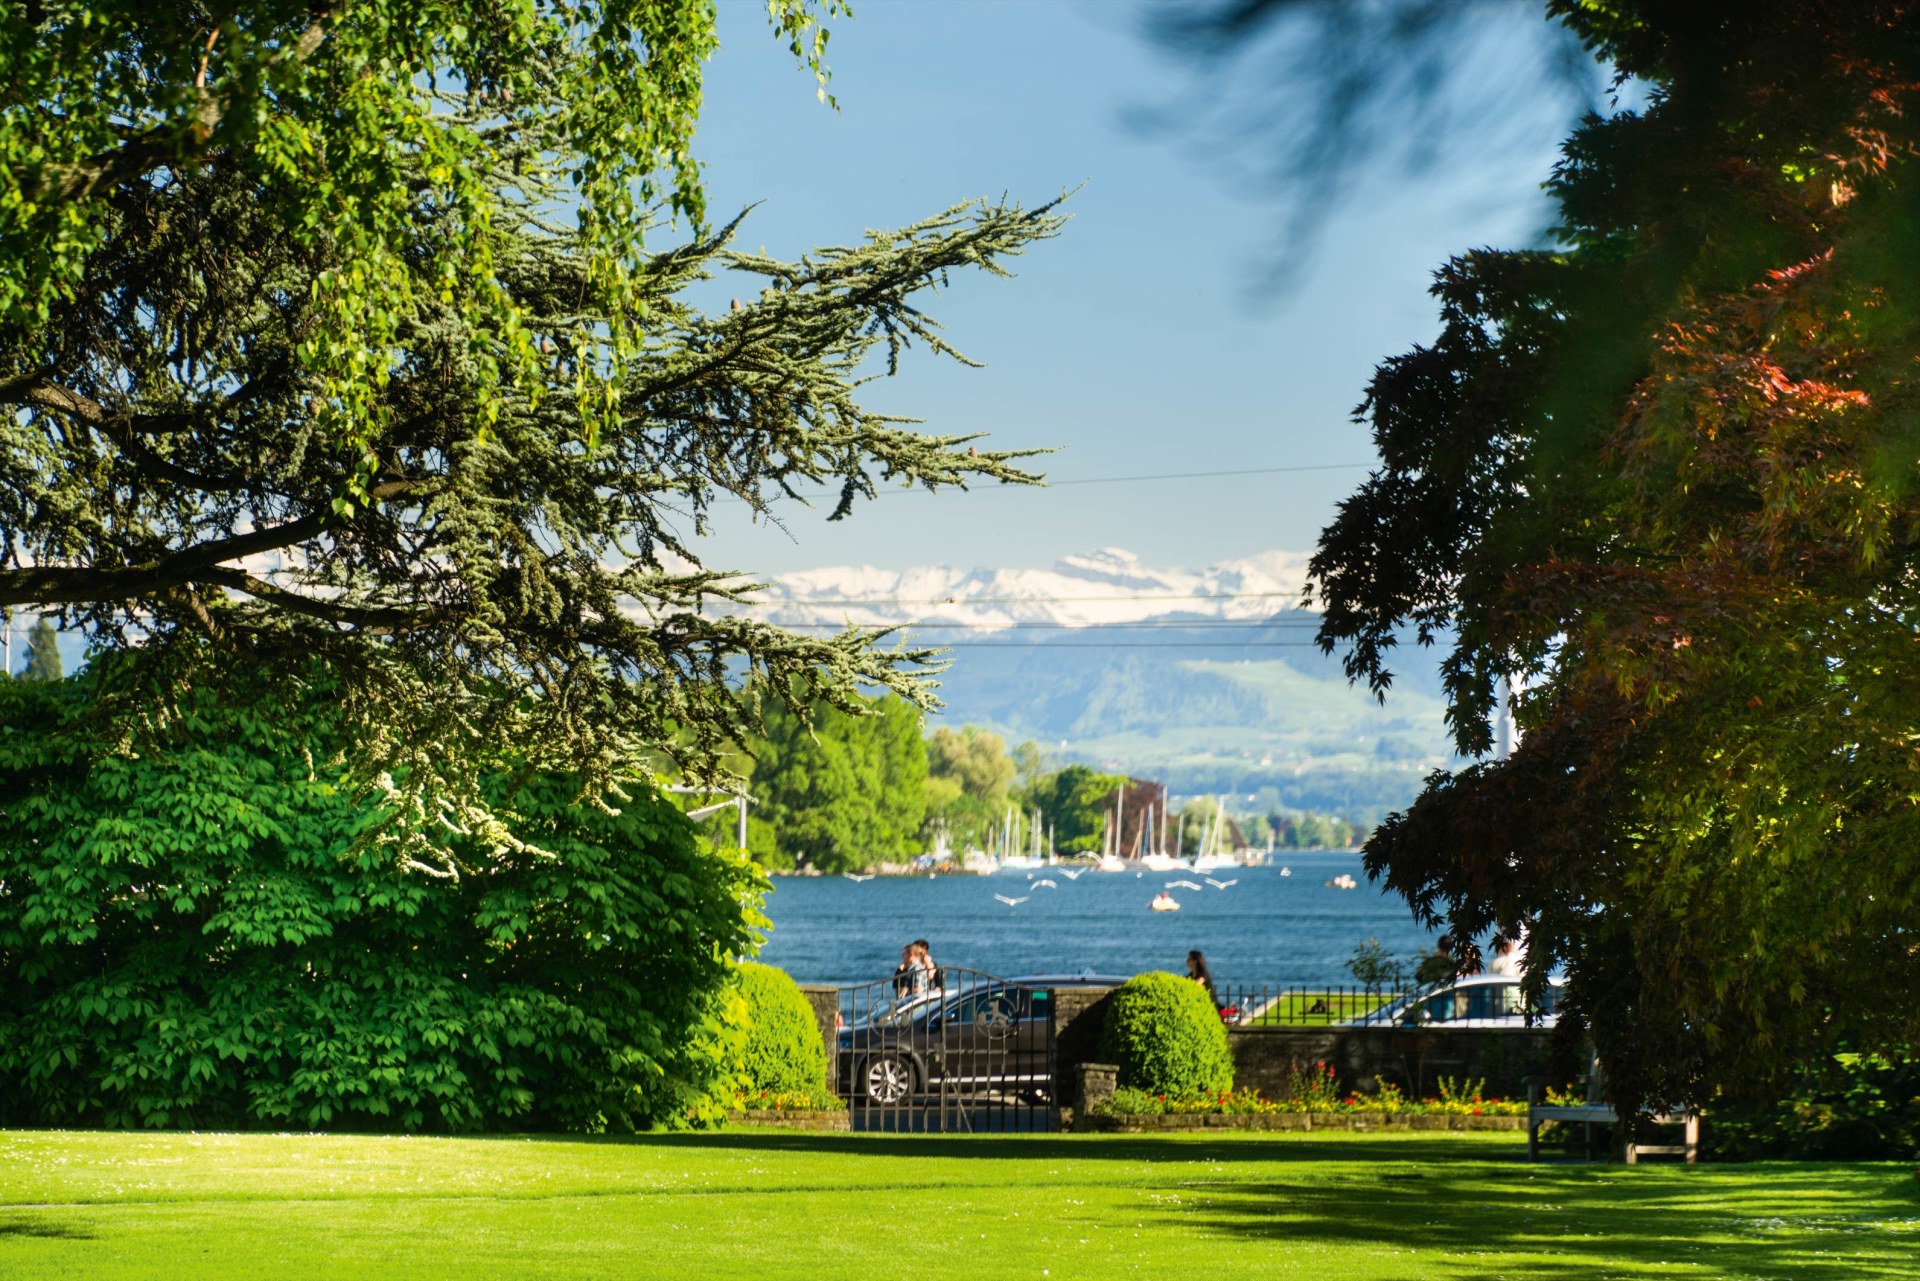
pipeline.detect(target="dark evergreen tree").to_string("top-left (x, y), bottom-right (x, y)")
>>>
top-left (1291, 2), bottom-right (1920, 1109)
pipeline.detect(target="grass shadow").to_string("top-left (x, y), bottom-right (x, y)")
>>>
top-left (0, 1214), bottom-right (96, 1240)
top-left (1156, 1160), bottom-right (1920, 1281)
top-left (622, 1130), bottom-right (1527, 1166)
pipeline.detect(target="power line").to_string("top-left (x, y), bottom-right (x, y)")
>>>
top-left (719, 462), bottom-right (1370, 505)
top-left (933, 640), bottom-right (1324, 649)
top-left (767, 589), bottom-right (1308, 606)
top-left (1044, 463), bottom-right (1368, 487)
top-left (771, 619), bottom-right (1324, 630)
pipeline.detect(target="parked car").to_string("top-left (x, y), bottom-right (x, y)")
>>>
top-left (838, 974), bottom-right (1125, 1106)
top-left (1348, 974), bottom-right (1565, 1029)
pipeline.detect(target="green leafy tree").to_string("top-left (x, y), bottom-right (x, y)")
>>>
top-left (0, 3), bottom-right (1061, 862)
top-left (1023, 764), bottom-right (1126, 855)
top-left (19, 616), bottom-right (59, 682)
top-left (1297, 3), bottom-right (1920, 1108)
top-left (923, 725), bottom-right (1016, 847)
top-left (1346, 938), bottom-right (1398, 996)
top-left (750, 693), bottom-right (928, 873)
top-left (0, 662), bottom-right (762, 1131)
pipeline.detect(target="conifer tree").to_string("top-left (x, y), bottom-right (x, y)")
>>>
top-left (18, 617), bottom-right (59, 682)
top-left (0, 4), bottom-right (1062, 869)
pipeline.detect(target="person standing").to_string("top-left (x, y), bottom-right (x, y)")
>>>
top-left (1186, 950), bottom-right (1219, 1007)
top-left (1487, 935), bottom-right (1526, 978)
top-left (1414, 936), bottom-right (1458, 986)
top-left (892, 943), bottom-right (918, 997)
top-left (912, 938), bottom-right (944, 993)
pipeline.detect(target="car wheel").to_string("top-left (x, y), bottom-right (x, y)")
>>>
top-left (862, 1054), bottom-right (915, 1106)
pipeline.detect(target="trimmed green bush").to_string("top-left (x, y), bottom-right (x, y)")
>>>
top-left (733, 963), bottom-right (828, 1098)
top-left (1098, 971), bottom-right (1233, 1098)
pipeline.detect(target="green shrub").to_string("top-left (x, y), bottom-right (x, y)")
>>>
top-left (1706, 1051), bottom-right (1920, 1160)
top-left (0, 667), bottom-right (762, 1134)
top-left (733, 963), bottom-right (828, 1098)
top-left (1098, 971), bottom-right (1233, 1098)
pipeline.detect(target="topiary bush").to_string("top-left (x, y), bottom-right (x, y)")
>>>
top-left (1098, 971), bottom-right (1234, 1098)
top-left (732, 962), bottom-right (829, 1102)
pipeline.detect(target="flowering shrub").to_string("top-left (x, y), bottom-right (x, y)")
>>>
top-left (1283, 1061), bottom-right (1344, 1109)
top-left (1096, 1084), bottom-right (1525, 1118)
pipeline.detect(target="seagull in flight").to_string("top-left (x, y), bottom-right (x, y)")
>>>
top-left (1205, 877), bottom-right (1239, 890)
top-left (844, 873), bottom-right (875, 882)
top-left (1031, 878), bottom-right (1059, 889)
top-left (1057, 868), bottom-right (1086, 881)
top-left (993, 893), bottom-right (1030, 907)
top-left (1165, 880), bottom-right (1205, 892)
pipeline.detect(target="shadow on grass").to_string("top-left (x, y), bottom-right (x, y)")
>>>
top-left (557, 1130), bottom-right (1521, 1166)
top-left (617, 1131), bottom-right (1920, 1280)
top-left (1156, 1162), bottom-right (1920, 1281)
top-left (0, 1214), bottom-right (96, 1240)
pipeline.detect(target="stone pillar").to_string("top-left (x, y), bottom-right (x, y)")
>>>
top-left (798, 984), bottom-right (841, 1094)
top-left (1052, 987), bottom-right (1116, 1083)
top-left (1075, 1062), bottom-right (1119, 1114)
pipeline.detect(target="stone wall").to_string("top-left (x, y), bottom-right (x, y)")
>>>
top-left (1045, 987), bottom-right (1553, 1100)
top-left (1051, 986), bottom-right (1117, 1100)
top-left (726, 1108), bottom-right (851, 1132)
top-left (1228, 1026), bottom-right (1555, 1100)
top-left (798, 984), bottom-right (841, 1094)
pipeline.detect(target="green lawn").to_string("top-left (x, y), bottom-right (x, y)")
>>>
top-left (0, 1129), bottom-right (1913, 1279)
top-left (1239, 990), bottom-right (1396, 1026)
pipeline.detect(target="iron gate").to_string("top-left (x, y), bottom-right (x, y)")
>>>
top-left (835, 968), bottom-right (1057, 1132)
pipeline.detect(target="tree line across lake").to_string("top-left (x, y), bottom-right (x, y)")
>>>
top-left (731, 694), bottom-right (1365, 873)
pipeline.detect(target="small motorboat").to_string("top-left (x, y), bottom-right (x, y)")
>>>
top-left (1325, 873), bottom-right (1358, 890)
top-left (1150, 891), bottom-right (1181, 912)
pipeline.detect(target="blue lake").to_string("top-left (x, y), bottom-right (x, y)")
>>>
top-left (755, 851), bottom-right (1438, 987)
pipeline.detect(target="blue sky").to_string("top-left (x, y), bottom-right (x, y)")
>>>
top-left (682, 0), bottom-right (1578, 577)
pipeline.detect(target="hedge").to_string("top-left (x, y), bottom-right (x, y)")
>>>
top-left (733, 963), bottom-right (828, 1098)
top-left (1098, 971), bottom-right (1233, 1098)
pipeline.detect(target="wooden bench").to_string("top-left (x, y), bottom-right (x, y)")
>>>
top-left (1525, 1067), bottom-right (1699, 1164)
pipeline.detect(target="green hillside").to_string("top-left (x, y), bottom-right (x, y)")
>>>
top-left (923, 621), bottom-right (1461, 823)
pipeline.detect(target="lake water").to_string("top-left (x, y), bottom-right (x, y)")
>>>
top-left (756, 851), bottom-right (1438, 987)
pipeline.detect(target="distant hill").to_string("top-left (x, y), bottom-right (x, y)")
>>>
top-left (760, 548), bottom-right (1465, 825)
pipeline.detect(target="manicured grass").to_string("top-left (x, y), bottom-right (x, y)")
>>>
top-left (0, 1128), bottom-right (1915, 1279)
top-left (1239, 990), bottom-right (1395, 1025)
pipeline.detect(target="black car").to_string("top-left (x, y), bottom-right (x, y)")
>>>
top-left (837, 973), bottom-right (1123, 1106)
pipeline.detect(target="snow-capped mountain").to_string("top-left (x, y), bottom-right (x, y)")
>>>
top-left (753, 547), bottom-right (1314, 629)
top-left (741, 549), bottom-right (1456, 825)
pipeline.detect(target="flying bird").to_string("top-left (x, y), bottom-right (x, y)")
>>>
top-left (1165, 880), bottom-right (1204, 892)
top-left (1205, 877), bottom-right (1239, 890)
top-left (1057, 868), bottom-right (1086, 881)
top-left (993, 894), bottom-right (1030, 907)
top-left (844, 873), bottom-right (875, 883)
top-left (1032, 878), bottom-right (1058, 889)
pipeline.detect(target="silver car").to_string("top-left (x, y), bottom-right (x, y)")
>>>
top-left (1355, 973), bottom-right (1565, 1028)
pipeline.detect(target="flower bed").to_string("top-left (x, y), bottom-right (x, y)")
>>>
top-left (733, 1087), bottom-right (845, 1112)
top-left (1076, 1110), bottom-right (1526, 1133)
top-left (1084, 1067), bottom-right (1528, 1132)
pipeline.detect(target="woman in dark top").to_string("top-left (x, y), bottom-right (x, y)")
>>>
top-left (1186, 950), bottom-right (1219, 1007)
